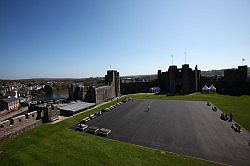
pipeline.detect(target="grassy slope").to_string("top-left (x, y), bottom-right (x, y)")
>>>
top-left (0, 97), bottom-right (217, 166)
top-left (129, 93), bottom-right (250, 131)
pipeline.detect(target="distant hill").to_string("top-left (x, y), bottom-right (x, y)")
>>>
top-left (201, 69), bottom-right (225, 77)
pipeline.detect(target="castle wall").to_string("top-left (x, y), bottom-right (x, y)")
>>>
top-left (0, 102), bottom-right (60, 142)
top-left (68, 84), bottom-right (86, 101)
top-left (0, 111), bottom-right (39, 133)
top-left (87, 70), bottom-right (120, 104)
top-left (224, 66), bottom-right (248, 86)
top-left (223, 65), bottom-right (250, 95)
top-left (0, 120), bottom-right (10, 133)
top-left (27, 111), bottom-right (38, 120)
top-left (68, 70), bottom-right (120, 105)
top-left (12, 115), bottom-right (26, 125)
top-left (95, 85), bottom-right (116, 104)
top-left (0, 119), bottom-right (42, 142)
top-left (121, 81), bottom-right (158, 95)
top-left (0, 107), bottom-right (28, 122)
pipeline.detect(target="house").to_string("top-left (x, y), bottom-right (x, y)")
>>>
top-left (0, 97), bottom-right (20, 111)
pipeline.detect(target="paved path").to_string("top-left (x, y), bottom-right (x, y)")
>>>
top-left (86, 99), bottom-right (250, 166)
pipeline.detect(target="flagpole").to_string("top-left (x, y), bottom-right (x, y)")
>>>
top-left (242, 59), bottom-right (245, 66)
top-left (171, 55), bottom-right (173, 66)
top-left (184, 52), bottom-right (186, 64)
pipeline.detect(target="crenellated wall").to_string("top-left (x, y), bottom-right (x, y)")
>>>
top-left (11, 115), bottom-right (26, 126)
top-left (0, 104), bottom-right (59, 142)
top-left (0, 111), bottom-right (38, 134)
top-left (26, 111), bottom-right (38, 120)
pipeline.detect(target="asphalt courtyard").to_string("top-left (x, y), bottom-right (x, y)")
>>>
top-left (84, 99), bottom-right (250, 166)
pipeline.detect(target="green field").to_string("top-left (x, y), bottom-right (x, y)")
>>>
top-left (129, 93), bottom-right (250, 131)
top-left (0, 97), bottom-right (218, 166)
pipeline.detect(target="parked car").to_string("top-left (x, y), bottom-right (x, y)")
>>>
top-left (95, 111), bottom-right (103, 116)
top-left (75, 124), bottom-right (88, 131)
top-left (102, 108), bottom-right (110, 112)
top-left (86, 126), bottom-right (99, 134)
top-left (116, 102), bottom-right (122, 106)
top-left (98, 128), bottom-right (112, 136)
top-left (81, 117), bottom-right (91, 123)
top-left (89, 114), bottom-right (96, 119)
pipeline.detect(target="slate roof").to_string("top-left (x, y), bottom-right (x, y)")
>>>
top-left (1, 97), bottom-right (19, 103)
top-left (58, 101), bottom-right (95, 113)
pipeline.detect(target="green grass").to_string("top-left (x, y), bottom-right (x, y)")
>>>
top-left (129, 93), bottom-right (250, 131)
top-left (0, 96), bottom-right (218, 166)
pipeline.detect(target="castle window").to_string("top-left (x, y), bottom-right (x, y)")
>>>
top-left (0, 125), bottom-right (4, 128)
top-left (32, 114), bottom-right (34, 117)
top-left (19, 119), bottom-right (22, 122)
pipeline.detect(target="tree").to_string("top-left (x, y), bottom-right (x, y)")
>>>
top-left (43, 85), bottom-right (53, 95)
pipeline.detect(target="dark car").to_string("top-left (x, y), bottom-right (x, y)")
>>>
top-left (75, 124), bottom-right (88, 131)
top-left (86, 126), bottom-right (99, 134)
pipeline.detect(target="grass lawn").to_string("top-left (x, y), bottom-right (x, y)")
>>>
top-left (129, 93), bottom-right (250, 131)
top-left (0, 97), bottom-right (218, 166)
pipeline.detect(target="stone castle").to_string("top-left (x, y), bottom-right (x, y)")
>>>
top-left (68, 70), bottom-right (120, 104)
top-left (157, 64), bottom-right (201, 94)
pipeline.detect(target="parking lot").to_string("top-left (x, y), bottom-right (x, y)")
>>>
top-left (78, 99), bottom-right (250, 166)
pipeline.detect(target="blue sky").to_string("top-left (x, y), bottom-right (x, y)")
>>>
top-left (0, 0), bottom-right (249, 79)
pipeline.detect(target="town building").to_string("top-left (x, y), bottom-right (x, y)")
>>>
top-left (0, 97), bottom-right (20, 111)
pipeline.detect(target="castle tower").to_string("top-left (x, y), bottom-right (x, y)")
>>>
top-left (114, 71), bottom-right (120, 96)
top-left (238, 65), bottom-right (248, 82)
top-left (105, 70), bottom-right (120, 97)
top-left (168, 65), bottom-right (177, 93)
top-left (194, 65), bottom-right (198, 92)
top-left (182, 64), bottom-right (190, 94)
top-left (68, 84), bottom-right (76, 100)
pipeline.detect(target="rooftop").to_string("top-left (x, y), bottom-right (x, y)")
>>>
top-left (57, 101), bottom-right (95, 113)
top-left (1, 97), bottom-right (19, 103)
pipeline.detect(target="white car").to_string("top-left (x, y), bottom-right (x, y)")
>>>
top-left (98, 128), bottom-right (112, 136)
top-left (81, 117), bottom-right (91, 123)
top-left (103, 108), bottom-right (110, 112)
top-left (89, 114), bottom-right (96, 119)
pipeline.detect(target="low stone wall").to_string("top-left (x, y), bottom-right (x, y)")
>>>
top-left (0, 104), bottom-right (60, 142)
top-left (12, 115), bottom-right (26, 125)
top-left (26, 111), bottom-right (38, 120)
top-left (0, 107), bottom-right (28, 122)
top-left (0, 120), bottom-right (42, 142)
top-left (0, 120), bottom-right (10, 133)
top-left (0, 111), bottom-right (38, 134)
